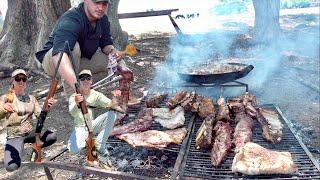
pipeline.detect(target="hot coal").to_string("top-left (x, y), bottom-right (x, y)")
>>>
top-left (106, 143), bottom-right (177, 178)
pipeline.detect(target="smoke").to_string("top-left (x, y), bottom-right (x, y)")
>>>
top-left (151, 31), bottom-right (237, 89)
top-left (150, 3), bottom-right (319, 98)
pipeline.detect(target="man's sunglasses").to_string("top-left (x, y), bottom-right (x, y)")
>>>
top-left (79, 76), bottom-right (92, 81)
top-left (14, 76), bottom-right (27, 82)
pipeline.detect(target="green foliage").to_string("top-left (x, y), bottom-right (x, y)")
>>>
top-left (281, 0), bottom-right (311, 9)
top-left (213, 0), bottom-right (250, 15)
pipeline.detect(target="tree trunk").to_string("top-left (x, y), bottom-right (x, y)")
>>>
top-left (0, 0), bottom-right (37, 70)
top-left (0, 0), bottom-right (125, 70)
top-left (0, 0), bottom-right (70, 70)
top-left (252, 0), bottom-right (282, 44)
top-left (33, 0), bottom-right (70, 68)
top-left (107, 0), bottom-right (128, 50)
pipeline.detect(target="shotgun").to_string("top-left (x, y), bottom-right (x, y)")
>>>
top-left (66, 41), bottom-right (97, 162)
top-left (31, 42), bottom-right (66, 162)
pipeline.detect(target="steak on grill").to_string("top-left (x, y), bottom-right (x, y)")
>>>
top-left (145, 92), bottom-right (168, 108)
top-left (232, 142), bottom-right (298, 175)
top-left (198, 98), bottom-right (215, 119)
top-left (116, 127), bottom-right (187, 149)
top-left (233, 112), bottom-right (254, 152)
top-left (256, 108), bottom-right (283, 143)
top-left (166, 91), bottom-right (189, 109)
top-left (195, 113), bottom-right (216, 149)
top-left (216, 96), bottom-right (231, 122)
top-left (211, 121), bottom-right (233, 167)
top-left (152, 106), bottom-right (185, 129)
top-left (110, 108), bottom-right (153, 137)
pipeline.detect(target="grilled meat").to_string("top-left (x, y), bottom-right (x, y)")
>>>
top-left (233, 112), bottom-right (254, 152)
top-left (232, 142), bottom-right (298, 175)
top-left (110, 108), bottom-right (153, 137)
top-left (153, 106), bottom-right (185, 129)
top-left (145, 92), bottom-right (168, 108)
top-left (229, 102), bottom-right (245, 115)
top-left (180, 91), bottom-right (196, 112)
top-left (256, 108), bottom-right (283, 143)
top-left (191, 94), bottom-right (204, 112)
top-left (116, 127), bottom-right (187, 148)
top-left (118, 66), bottom-right (134, 107)
top-left (198, 98), bottom-right (215, 119)
top-left (211, 121), bottom-right (233, 167)
top-left (216, 96), bottom-right (231, 122)
top-left (166, 91), bottom-right (189, 109)
top-left (195, 114), bottom-right (216, 149)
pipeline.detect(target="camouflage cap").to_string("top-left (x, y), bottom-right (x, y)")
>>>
top-left (78, 69), bottom-right (92, 77)
top-left (11, 69), bottom-right (27, 77)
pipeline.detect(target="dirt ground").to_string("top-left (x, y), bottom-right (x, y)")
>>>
top-left (0, 12), bottom-right (319, 180)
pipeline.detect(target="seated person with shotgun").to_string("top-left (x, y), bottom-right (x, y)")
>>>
top-left (68, 69), bottom-right (124, 164)
top-left (0, 69), bottom-right (57, 172)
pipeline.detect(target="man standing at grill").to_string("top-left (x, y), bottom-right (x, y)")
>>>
top-left (68, 69), bottom-right (122, 161)
top-left (35, 0), bottom-right (133, 103)
top-left (0, 69), bottom-right (57, 171)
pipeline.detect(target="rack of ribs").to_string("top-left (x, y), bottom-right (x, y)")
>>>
top-left (232, 142), bottom-right (298, 175)
top-left (195, 113), bottom-right (216, 149)
top-left (256, 108), bottom-right (283, 143)
top-left (145, 92), bottom-right (168, 108)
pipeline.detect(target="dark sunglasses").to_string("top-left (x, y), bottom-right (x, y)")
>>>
top-left (14, 76), bottom-right (27, 82)
top-left (79, 76), bottom-right (92, 81)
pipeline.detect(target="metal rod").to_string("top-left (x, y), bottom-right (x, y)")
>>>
top-left (92, 75), bottom-right (123, 90)
top-left (171, 114), bottom-right (196, 180)
top-left (43, 166), bottom-right (53, 180)
top-left (22, 161), bottom-right (155, 180)
top-left (118, 9), bottom-right (179, 19)
top-left (172, 115), bottom-right (197, 180)
top-left (168, 15), bottom-right (183, 35)
top-left (91, 72), bottom-right (114, 88)
top-left (273, 105), bottom-right (320, 171)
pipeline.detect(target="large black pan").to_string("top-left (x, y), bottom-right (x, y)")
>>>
top-left (178, 63), bottom-right (254, 84)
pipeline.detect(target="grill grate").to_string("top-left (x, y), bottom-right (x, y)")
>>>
top-left (179, 104), bottom-right (320, 179)
top-left (105, 99), bottom-right (194, 178)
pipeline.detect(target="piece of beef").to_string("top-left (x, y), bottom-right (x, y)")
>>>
top-left (180, 91), bottom-right (196, 112)
top-left (211, 121), bottom-right (233, 167)
top-left (256, 108), bottom-right (283, 143)
top-left (166, 91), bottom-right (189, 109)
top-left (233, 112), bottom-right (254, 152)
top-left (116, 128), bottom-right (187, 149)
top-left (191, 94), bottom-right (204, 112)
top-left (198, 98), bottom-right (215, 119)
top-left (216, 96), bottom-right (231, 122)
top-left (153, 106), bottom-right (185, 129)
top-left (195, 113), bottom-right (216, 149)
top-left (232, 142), bottom-right (298, 175)
top-left (110, 108), bottom-right (153, 137)
top-left (145, 92), bottom-right (168, 108)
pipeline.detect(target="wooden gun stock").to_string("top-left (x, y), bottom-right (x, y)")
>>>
top-left (75, 83), bottom-right (97, 162)
top-left (31, 79), bottom-right (58, 162)
top-left (31, 42), bottom-right (66, 162)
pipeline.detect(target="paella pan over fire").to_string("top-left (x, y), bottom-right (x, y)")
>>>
top-left (178, 62), bottom-right (254, 84)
